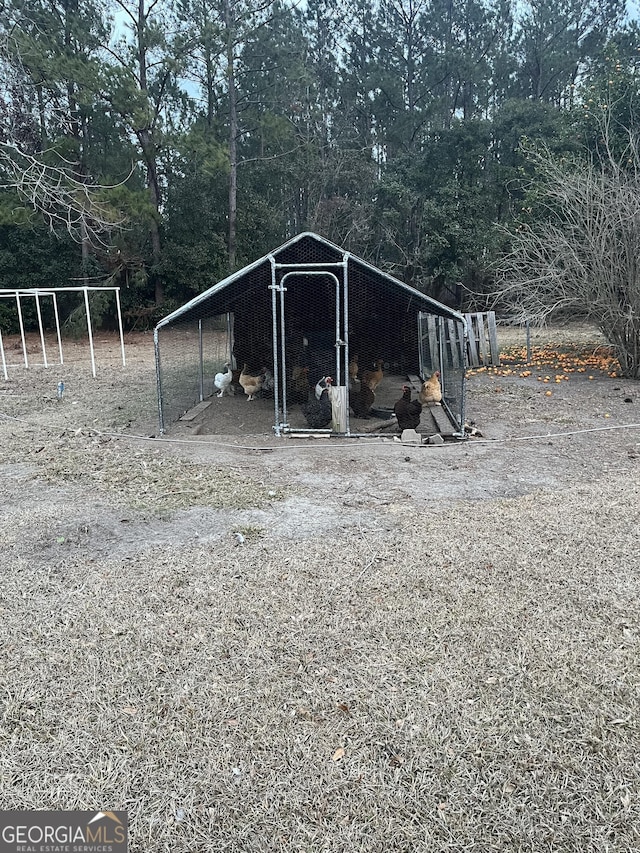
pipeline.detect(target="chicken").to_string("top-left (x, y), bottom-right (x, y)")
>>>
top-left (214, 363), bottom-right (233, 397)
top-left (419, 370), bottom-right (442, 405)
top-left (349, 381), bottom-right (374, 419)
top-left (290, 366), bottom-right (310, 405)
top-left (361, 359), bottom-right (384, 392)
top-left (314, 375), bottom-right (332, 400)
top-left (394, 385), bottom-right (422, 431)
top-left (239, 363), bottom-right (265, 401)
top-left (349, 354), bottom-right (359, 381)
top-left (260, 368), bottom-right (275, 398)
top-left (303, 377), bottom-right (333, 428)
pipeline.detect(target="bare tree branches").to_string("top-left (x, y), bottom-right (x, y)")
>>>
top-left (0, 142), bottom-right (127, 248)
top-left (495, 133), bottom-right (640, 377)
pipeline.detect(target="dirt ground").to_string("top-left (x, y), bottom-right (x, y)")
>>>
top-left (1, 323), bottom-right (639, 538)
top-left (1, 323), bottom-right (639, 852)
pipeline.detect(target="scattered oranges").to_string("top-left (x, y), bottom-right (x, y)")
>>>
top-left (488, 343), bottom-right (620, 382)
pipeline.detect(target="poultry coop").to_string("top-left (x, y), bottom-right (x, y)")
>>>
top-left (154, 232), bottom-right (467, 437)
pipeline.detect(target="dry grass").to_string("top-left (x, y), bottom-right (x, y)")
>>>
top-left (1, 328), bottom-right (639, 852)
top-left (2, 483), bottom-right (639, 852)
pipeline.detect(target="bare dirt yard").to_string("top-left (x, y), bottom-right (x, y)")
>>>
top-left (1, 324), bottom-right (639, 852)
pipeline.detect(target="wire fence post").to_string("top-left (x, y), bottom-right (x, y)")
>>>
top-left (198, 319), bottom-right (204, 402)
top-left (154, 326), bottom-right (165, 435)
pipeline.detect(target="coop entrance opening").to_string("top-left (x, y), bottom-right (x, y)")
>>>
top-left (272, 266), bottom-right (348, 435)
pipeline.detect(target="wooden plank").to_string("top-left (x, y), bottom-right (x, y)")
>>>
top-left (417, 407), bottom-right (439, 436)
top-left (476, 313), bottom-right (489, 366)
top-left (454, 322), bottom-right (464, 367)
top-left (487, 310), bottom-right (500, 366)
top-left (427, 314), bottom-right (440, 372)
top-left (428, 403), bottom-right (457, 437)
top-left (329, 385), bottom-right (347, 432)
top-left (406, 373), bottom-right (423, 392)
top-left (465, 313), bottom-right (479, 367)
top-left (179, 400), bottom-right (212, 421)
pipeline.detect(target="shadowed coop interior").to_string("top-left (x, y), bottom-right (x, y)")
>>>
top-left (154, 233), bottom-right (467, 438)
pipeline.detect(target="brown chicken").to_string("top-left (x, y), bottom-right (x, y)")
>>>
top-left (349, 354), bottom-right (359, 381)
top-left (361, 359), bottom-right (384, 392)
top-left (419, 370), bottom-right (442, 405)
top-left (394, 385), bottom-right (422, 431)
top-left (290, 365), bottom-right (310, 404)
top-left (239, 364), bottom-right (265, 401)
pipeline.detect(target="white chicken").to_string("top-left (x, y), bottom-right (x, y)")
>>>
top-left (314, 376), bottom-right (332, 400)
top-left (214, 363), bottom-right (233, 397)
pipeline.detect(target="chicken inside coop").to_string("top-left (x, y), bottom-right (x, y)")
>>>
top-left (197, 338), bottom-right (457, 440)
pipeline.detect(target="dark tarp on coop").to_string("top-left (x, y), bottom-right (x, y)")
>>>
top-left (154, 232), bottom-right (467, 436)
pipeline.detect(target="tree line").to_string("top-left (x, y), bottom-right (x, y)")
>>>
top-left (0, 0), bottom-right (639, 350)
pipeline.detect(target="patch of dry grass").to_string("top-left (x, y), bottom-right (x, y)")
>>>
top-left (0, 423), bottom-right (285, 512)
top-left (1, 327), bottom-right (639, 852)
top-left (1, 475), bottom-right (639, 851)
top-left (0, 360), bottom-right (286, 512)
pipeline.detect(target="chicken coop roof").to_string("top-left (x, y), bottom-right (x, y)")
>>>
top-left (155, 232), bottom-right (465, 329)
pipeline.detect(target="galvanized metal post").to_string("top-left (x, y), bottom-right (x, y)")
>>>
top-left (198, 318), bottom-right (204, 402)
top-left (343, 254), bottom-right (351, 436)
top-left (154, 326), bottom-right (165, 435)
top-left (269, 256), bottom-right (281, 436)
top-left (460, 316), bottom-right (468, 432)
top-left (279, 278), bottom-right (288, 430)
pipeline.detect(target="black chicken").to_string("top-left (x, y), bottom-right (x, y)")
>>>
top-left (349, 380), bottom-right (374, 419)
top-left (394, 385), bottom-right (422, 431)
top-left (302, 377), bottom-right (333, 428)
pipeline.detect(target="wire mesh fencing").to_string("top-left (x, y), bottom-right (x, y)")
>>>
top-left (155, 316), bottom-right (231, 431)
top-left (154, 234), bottom-right (468, 438)
top-left (418, 312), bottom-right (467, 430)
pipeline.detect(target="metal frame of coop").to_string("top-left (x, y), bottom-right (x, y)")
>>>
top-left (154, 232), bottom-right (468, 437)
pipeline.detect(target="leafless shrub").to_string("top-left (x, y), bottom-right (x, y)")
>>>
top-left (0, 142), bottom-right (127, 248)
top-left (495, 119), bottom-right (640, 378)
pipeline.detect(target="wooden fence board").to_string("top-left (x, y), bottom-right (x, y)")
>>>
top-left (487, 311), bottom-right (500, 366)
top-left (461, 312), bottom-right (501, 368)
top-left (476, 315), bottom-right (489, 366)
top-left (427, 314), bottom-right (440, 371)
top-left (179, 400), bottom-right (211, 421)
top-left (465, 313), bottom-right (479, 366)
